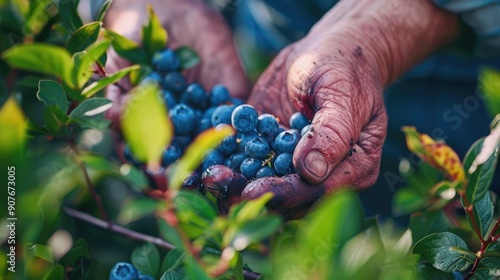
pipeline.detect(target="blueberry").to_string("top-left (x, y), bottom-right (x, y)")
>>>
top-left (257, 114), bottom-right (280, 141)
top-left (240, 157), bottom-right (263, 179)
top-left (218, 135), bottom-right (238, 155)
top-left (141, 72), bottom-right (162, 84)
top-left (123, 144), bottom-right (141, 166)
top-left (203, 107), bottom-right (217, 119)
top-left (170, 103), bottom-right (196, 135)
top-left (163, 90), bottom-right (177, 109)
top-left (274, 152), bottom-right (294, 175)
top-left (236, 131), bottom-right (259, 152)
top-left (109, 262), bottom-right (138, 280)
top-left (162, 71), bottom-right (186, 94)
top-left (202, 150), bottom-right (224, 170)
top-left (182, 171), bottom-right (201, 191)
top-left (245, 137), bottom-right (270, 159)
top-left (211, 104), bottom-right (236, 127)
top-left (196, 118), bottom-right (212, 134)
top-left (162, 143), bottom-right (182, 167)
top-left (289, 112), bottom-right (310, 132)
top-left (209, 84), bottom-right (231, 107)
top-left (152, 49), bottom-right (180, 72)
top-left (255, 166), bottom-right (277, 178)
top-left (173, 135), bottom-right (192, 150)
top-left (180, 83), bottom-right (208, 109)
top-left (231, 105), bottom-right (259, 133)
top-left (301, 124), bottom-right (311, 136)
top-left (231, 97), bottom-right (245, 106)
top-left (273, 129), bottom-right (301, 154)
top-left (228, 153), bottom-right (247, 170)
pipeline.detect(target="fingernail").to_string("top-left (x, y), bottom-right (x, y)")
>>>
top-left (304, 149), bottom-right (328, 178)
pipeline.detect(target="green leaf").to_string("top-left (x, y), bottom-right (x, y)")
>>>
top-left (24, 0), bottom-right (58, 36)
top-left (69, 97), bottom-right (113, 119)
top-left (37, 80), bottom-right (68, 113)
top-left (59, 239), bottom-right (91, 279)
top-left (160, 249), bottom-right (185, 273)
top-left (81, 64), bottom-right (140, 98)
top-left (230, 192), bottom-right (273, 222)
top-left (105, 29), bottom-right (149, 65)
top-left (26, 243), bottom-right (54, 263)
top-left (392, 187), bottom-right (428, 216)
top-left (67, 21), bottom-right (102, 54)
top-left (479, 67), bottom-right (500, 118)
top-left (230, 215), bottom-right (282, 251)
top-left (121, 82), bottom-right (172, 168)
top-left (132, 243), bottom-right (161, 277)
top-left (58, 0), bottom-right (83, 33)
top-left (475, 257), bottom-right (500, 279)
top-left (43, 264), bottom-right (65, 280)
top-left (44, 106), bottom-right (68, 135)
top-left (410, 210), bottom-right (452, 244)
top-left (417, 264), bottom-right (455, 280)
top-left (2, 44), bottom-right (75, 88)
top-left (160, 268), bottom-right (181, 280)
top-left (158, 219), bottom-right (184, 249)
top-left (142, 4), bottom-right (168, 57)
top-left (467, 192), bottom-right (494, 239)
top-left (412, 232), bottom-right (475, 273)
top-left (184, 255), bottom-right (211, 280)
top-left (72, 40), bottom-right (111, 89)
top-left (174, 46), bottom-right (200, 70)
top-left (463, 138), bottom-right (499, 204)
top-left (168, 125), bottom-right (234, 189)
top-left (96, 0), bottom-right (113, 22)
top-left (118, 197), bottom-right (160, 224)
top-left (0, 97), bottom-right (27, 162)
top-left (174, 191), bottom-right (217, 239)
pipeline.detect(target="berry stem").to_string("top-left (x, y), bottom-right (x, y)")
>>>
top-left (63, 207), bottom-right (175, 250)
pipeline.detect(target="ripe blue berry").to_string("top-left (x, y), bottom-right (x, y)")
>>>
top-left (162, 71), bottom-right (186, 94)
top-left (197, 118), bottom-right (212, 134)
top-left (256, 166), bottom-right (277, 178)
top-left (141, 72), bottom-right (162, 84)
top-left (245, 137), bottom-right (270, 159)
top-left (170, 104), bottom-right (196, 135)
top-left (180, 83), bottom-right (208, 109)
top-left (231, 97), bottom-right (244, 106)
top-left (240, 157), bottom-right (263, 179)
top-left (109, 262), bottom-right (138, 280)
top-left (202, 150), bottom-right (225, 170)
top-left (218, 135), bottom-right (238, 155)
top-left (289, 112), bottom-right (310, 132)
top-left (228, 153), bottom-right (247, 170)
top-left (236, 131), bottom-right (259, 152)
top-left (231, 104), bottom-right (258, 133)
top-left (274, 152), bottom-right (294, 175)
top-left (162, 143), bottom-right (182, 166)
top-left (211, 104), bottom-right (236, 127)
top-left (257, 114), bottom-right (280, 140)
top-left (163, 90), bottom-right (177, 109)
top-left (273, 129), bottom-right (301, 154)
top-left (152, 49), bottom-right (180, 72)
top-left (209, 84), bottom-right (231, 107)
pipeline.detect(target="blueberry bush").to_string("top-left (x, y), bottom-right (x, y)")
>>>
top-left (1, 1), bottom-right (500, 279)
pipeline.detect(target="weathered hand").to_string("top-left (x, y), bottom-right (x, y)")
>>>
top-left (239, 0), bottom-right (460, 213)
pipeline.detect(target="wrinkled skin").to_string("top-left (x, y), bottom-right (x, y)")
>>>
top-left (105, 0), bottom-right (460, 215)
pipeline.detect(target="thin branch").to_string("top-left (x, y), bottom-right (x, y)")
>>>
top-left (64, 206), bottom-right (175, 250)
top-left (69, 142), bottom-right (112, 226)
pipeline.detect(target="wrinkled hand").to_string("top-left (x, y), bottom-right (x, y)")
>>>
top-left (105, 0), bottom-right (249, 125)
top-left (238, 0), bottom-right (460, 215)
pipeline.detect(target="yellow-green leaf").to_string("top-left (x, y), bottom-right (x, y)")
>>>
top-left (121, 82), bottom-right (172, 169)
top-left (142, 4), bottom-right (168, 57)
top-left (479, 67), bottom-right (500, 119)
top-left (2, 43), bottom-right (75, 88)
top-left (72, 40), bottom-right (111, 89)
top-left (168, 125), bottom-right (234, 190)
top-left (0, 97), bottom-right (28, 161)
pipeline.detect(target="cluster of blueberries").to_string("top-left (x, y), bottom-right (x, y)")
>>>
top-left (109, 262), bottom-right (154, 280)
top-left (123, 47), bottom-right (312, 185)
